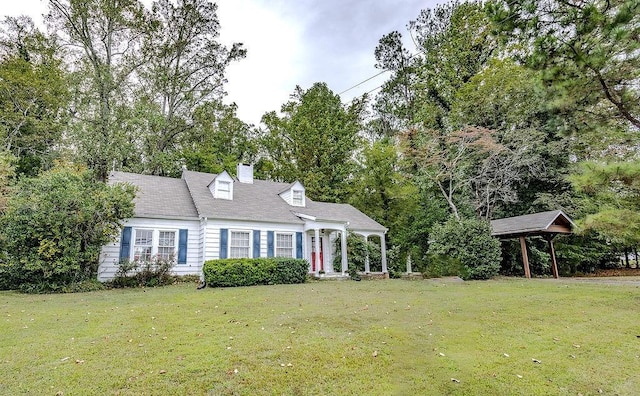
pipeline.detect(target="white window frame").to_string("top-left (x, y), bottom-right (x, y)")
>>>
top-left (292, 190), bottom-right (304, 206)
top-left (229, 230), bottom-right (251, 258)
top-left (133, 229), bottom-right (153, 262)
top-left (217, 180), bottom-right (231, 200)
top-left (131, 228), bottom-right (178, 262)
top-left (275, 232), bottom-right (294, 258)
top-left (157, 230), bottom-right (177, 261)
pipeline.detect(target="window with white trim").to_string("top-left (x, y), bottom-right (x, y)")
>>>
top-left (158, 231), bottom-right (176, 260)
top-left (230, 231), bottom-right (250, 258)
top-left (292, 190), bottom-right (304, 206)
top-left (132, 229), bottom-right (178, 262)
top-left (218, 180), bottom-right (231, 199)
top-left (133, 229), bottom-right (153, 261)
top-left (276, 233), bottom-right (294, 258)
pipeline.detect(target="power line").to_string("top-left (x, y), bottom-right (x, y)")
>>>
top-left (337, 69), bottom-right (390, 96)
top-left (339, 0), bottom-right (524, 103)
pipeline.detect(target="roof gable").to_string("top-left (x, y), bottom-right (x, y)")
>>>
top-left (279, 181), bottom-right (306, 207)
top-left (491, 210), bottom-right (575, 237)
top-left (209, 170), bottom-right (234, 200)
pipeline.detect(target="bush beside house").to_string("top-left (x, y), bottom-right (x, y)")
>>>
top-left (0, 164), bottom-right (135, 292)
top-left (203, 258), bottom-right (308, 287)
top-left (427, 217), bottom-right (501, 280)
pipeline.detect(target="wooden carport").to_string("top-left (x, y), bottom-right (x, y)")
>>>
top-left (490, 210), bottom-right (575, 279)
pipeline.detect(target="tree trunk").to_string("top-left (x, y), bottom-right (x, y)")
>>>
top-left (624, 248), bottom-right (630, 268)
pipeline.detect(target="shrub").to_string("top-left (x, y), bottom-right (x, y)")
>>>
top-left (110, 256), bottom-right (176, 288)
top-left (332, 233), bottom-right (383, 277)
top-left (424, 254), bottom-right (469, 279)
top-left (427, 217), bottom-right (501, 280)
top-left (0, 163), bottom-right (135, 292)
top-left (203, 257), bottom-right (308, 287)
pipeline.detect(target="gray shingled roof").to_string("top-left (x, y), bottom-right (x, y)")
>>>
top-left (490, 210), bottom-right (574, 237)
top-left (181, 170), bottom-right (386, 232)
top-left (302, 201), bottom-right (387, 232)
top-left (108, 171), bottom-right (198, 219)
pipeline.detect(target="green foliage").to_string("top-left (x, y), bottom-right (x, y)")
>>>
top-left (555, 236), bottom-right (620, 275)
top-left (0, 163), bottom-right (135, 292)
top-left (571, 160), bottom-right (640, 246)
top-left (349, 139), bottom-right (418, 248)
top-left (427, 217), bottom-right (501, 280)
top-left (203, 258), bottom-right (308, 287)
top-left (130, 0), bottom-right (247, 176)
top-left (258, 82), bottom-right (363, 202)
top-left (180, 102), bottom-right (256, 176)
top-left (332, 233), bottom-right (383, 277)
top-left (110, 256), bottom-right (176, 288)
top-left (0, 16), bottom-right (69, 176)
top-left (423, 254), bottom-right (468, 279)
top-left (491, 0), bottom-right (640, 131)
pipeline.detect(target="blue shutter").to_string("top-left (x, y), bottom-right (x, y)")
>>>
top-left (267, 231), bottom-right (274, 258)
top-left (178, 229), bottom-right (188, 264)
top-left (253, 230), bottom-right (260, 258)
top-left (296, 232), bottom-right (303, 259)
top-left (220, 228), bottom-right (228, 259)
top-left (119, 227), bottom-right (132, 262)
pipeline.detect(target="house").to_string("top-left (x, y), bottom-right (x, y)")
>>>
top-left (98, 164), bottom-right (388, 281)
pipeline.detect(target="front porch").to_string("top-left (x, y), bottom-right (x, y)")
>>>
top-left (301, 222), bottom-right (388, 277)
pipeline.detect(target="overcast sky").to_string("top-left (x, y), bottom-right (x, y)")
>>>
top-left (2, 0), bottom-right (437, 125)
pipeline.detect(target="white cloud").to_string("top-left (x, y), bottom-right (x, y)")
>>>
top-left (1, 0), bottom-right (47, 22)
top-left (217, 0), bottom-right (307, 125)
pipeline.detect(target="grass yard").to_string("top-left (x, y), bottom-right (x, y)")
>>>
top-left (1, 278), bottom-right (639, 395)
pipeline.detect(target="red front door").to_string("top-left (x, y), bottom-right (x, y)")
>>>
top-left (311, 236), bottom-right (324, 272)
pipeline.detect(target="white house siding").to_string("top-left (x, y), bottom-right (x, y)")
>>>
top-left (202, 219), bottom-right (305, 261)
top-left (98, 217), bottom-right (201, 281)
top-left (279, 189), bottom-right (292, 205)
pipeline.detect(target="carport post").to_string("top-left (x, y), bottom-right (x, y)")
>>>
top-left (519, 236), bottom-right (531, 279)
top-left (546, 235), bottom-right (559, 279)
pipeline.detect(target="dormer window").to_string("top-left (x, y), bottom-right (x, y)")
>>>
top-left (218, 181), bottom-right (231, 199)
top-left (209, 170), bottom-right (234, 200)
top-left (279, 181), bottom-right (305, 206)
top-left (292, 190), bottom-right (304, 206)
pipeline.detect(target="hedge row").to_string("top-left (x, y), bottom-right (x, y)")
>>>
top-left (203, 258), bottom-right (308, 287)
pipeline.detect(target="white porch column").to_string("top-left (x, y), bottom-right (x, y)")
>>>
top-left (314, 228), bottom-right (321, 275)
top-left (364, 235), bottom-right (370, 273)
top-left (381, 233), bottom-right (388, 273)
top-left (341, 230), bottom-right (348, 274)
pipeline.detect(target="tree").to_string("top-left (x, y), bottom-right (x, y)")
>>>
top-left (181, 101), bottom-right (256, 176)
top-left (449, 59), bottom-right (571, 219)
top-left (372, 31), bottom-right (420, 135)
top-left (0, 163), bottom-right (135, 292)
top-left (428, 217), bottom-right (502, 280)
top-left (350, 139), bottom-right (417, 244)
top-left (0, 16), bottom-right (69, 176)
top-left (410, 0), bottom-right (496, 130)
top-left (47, 0), bottom-right (149, 180)
top-left (490, 0), bottom-right (640, 130)
top-left (133, 0), bottom-right (246, 175)
top-left (258, 82), bottom-right (364, 202)
top-left (402, 126), bottom-right (505, 220)
top-left (571, 160), bottom-right (640, 247)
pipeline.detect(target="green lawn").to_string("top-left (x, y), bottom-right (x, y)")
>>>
top-left (1, 278), bottom-right (638, 395)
